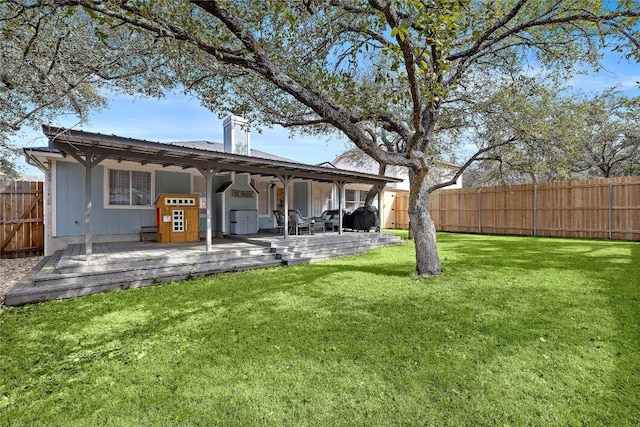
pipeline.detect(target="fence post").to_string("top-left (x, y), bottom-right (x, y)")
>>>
top-left (478, 188), bottom-right (482, 233)
top-left (608, 181), bottom-right (613, 239)
top-left (438, 191), bottom-right (442, 231)
top-left (533, 184), bottom-right (538, 236)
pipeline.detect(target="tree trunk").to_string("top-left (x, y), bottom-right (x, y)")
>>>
top-left (408, 168), bottom-right (442, 277)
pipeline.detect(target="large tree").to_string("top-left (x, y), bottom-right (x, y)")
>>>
top-left (0, 1), bottom-right (174, 178)
top-left (10, 0), bottom-right (640, 276)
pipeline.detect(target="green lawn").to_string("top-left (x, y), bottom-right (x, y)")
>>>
top-left (1, 233), bottom-right (639, 426)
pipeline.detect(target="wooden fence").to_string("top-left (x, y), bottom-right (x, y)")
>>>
top-left (391, 176), bottom-right (640, 241)
top-left (1, 181), bottom-right (44, 258)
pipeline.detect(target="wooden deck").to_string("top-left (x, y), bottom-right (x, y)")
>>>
top-left (5, 232), bottom-right (403, 306)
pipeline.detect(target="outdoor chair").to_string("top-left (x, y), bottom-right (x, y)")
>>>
top-left (288, 209), bottom-right (312, 235)
top-left (273, 210), bottom-right (286, 234)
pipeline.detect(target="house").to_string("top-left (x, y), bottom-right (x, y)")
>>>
top-left (23, 116), bottom-right (400, 257)
top-left (331, 149), bottom-right (462, 228)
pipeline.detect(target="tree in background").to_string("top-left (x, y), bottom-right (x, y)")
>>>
top-left (463, 84), bottom-right (640, 186)
top-left (6, 1), bottom-right (640, 276)
top-left (572, 89), bottom-right (640, 178)
top-left (0, 1), bottom-right (173, 178)
top-left (0, 138), bottom-right (21, 180)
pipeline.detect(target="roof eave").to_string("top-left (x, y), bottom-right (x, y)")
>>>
top-left (41, 126), bottom-right (402, 186)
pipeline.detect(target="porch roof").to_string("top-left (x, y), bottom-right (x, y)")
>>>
top-left (40, 125), bottom-right (401, 186)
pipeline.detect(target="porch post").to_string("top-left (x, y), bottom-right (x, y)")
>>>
top-left (85, 154), bottom-right (92, 259)
top-left (309, 181), bottom-right (314, 218)
top-left (82, 152), bottom-right (107, 261)
top-left (199, 167), bottom-right (216, 252)
top-left (206, 169), bottom-right (213, 251)
top-left (278, 175), bottom-right (291, 239)
top-left (56, 146), bottom-right (107, 263)
top-left (335, 181), bottom-right (345, 235)
top-left (377, 184), bottom-right (384, 235)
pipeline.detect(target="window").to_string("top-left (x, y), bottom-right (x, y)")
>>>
top-left (166, 198), bottom-right (196, 206)
top-left (173, 209), bottom-right (184, 232)
top-left (193, 175), bottom-right (207, 213)
top-left (345, 188), bottom-right (367, 212)
top-left (255, 180), bottom-right (269, 216)
top-left (345, 189), bottom-right (359, 212)
top-left (312, 183), bottom-right (333, 216)
top-left (108, 169), bottom-right (151, 206)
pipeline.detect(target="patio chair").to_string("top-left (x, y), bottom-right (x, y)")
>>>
top-left (273, 210), bottom-right (286, 234)
top-left (288, 209), bottom-right (312, 235)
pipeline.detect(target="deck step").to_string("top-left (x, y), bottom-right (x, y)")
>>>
top-left (271, 233), bottom-right (402, 265)
top-left (279, 245), bottom-right (392, 265)
top-left (52, 246), bottom-right (274, 275)
top-left (273, 237), bottom-right (400, 252)
top-left (30, 251), bottom-right (279, 287)
top-left (276, 240), bottom-right (394, 256)
top-left (5, 254), bottom-right (282, 306)
top-left (272, 233), bottom-right (401, 246)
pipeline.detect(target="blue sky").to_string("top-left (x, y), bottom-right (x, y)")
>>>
top-left (15, 93), bottom-right (353, 177)
top-left (13, 53), bottom-right (639, 178)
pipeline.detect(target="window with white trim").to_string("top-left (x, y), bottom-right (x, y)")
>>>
top-left (173, 209), bottom-right (184, 232)
top-left (108, 169), bottom-right (152, 206)
top-left (344, 188), bottom-right (375, 212)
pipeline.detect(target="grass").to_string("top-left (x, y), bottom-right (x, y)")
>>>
top-left (1, 233), bottom-right (639, 426)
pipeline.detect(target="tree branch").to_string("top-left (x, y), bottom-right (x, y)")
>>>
top-left (448, 7), bottom-right (640, 62)
top-left (191, 1), bottom-right (411, 168)
top-left (368, 0), bottom-right (424, 147)
top-left (274, 118), bottom-right (331, 127)
top-left (427, 137), bottom-right (517, 193)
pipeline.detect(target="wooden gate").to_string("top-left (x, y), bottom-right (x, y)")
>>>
top-left (391, 190), bottom-right (410, 230)
top-left (1, 181), bottom-right (44, 258)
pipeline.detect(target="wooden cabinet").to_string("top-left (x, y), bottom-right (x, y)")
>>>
top-left (155, 194), bottom-right (200, 243)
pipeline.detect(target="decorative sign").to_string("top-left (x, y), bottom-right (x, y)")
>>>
top-left (231, 190), bottom-right (255, 199)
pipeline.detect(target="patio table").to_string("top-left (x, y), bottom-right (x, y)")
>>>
top-left (311, 219), bottom-right (334, 233)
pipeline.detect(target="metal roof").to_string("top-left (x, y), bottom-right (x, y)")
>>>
top-left (167, 140), bottom-right (293, 162)
top-left (39, 126), bottom-right (401, 186)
